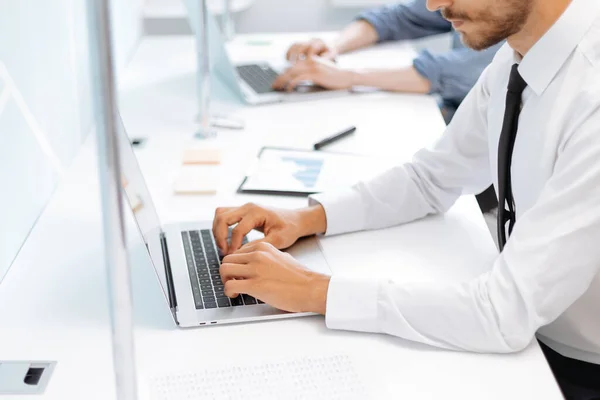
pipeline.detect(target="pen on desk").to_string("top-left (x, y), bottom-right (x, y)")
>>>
top-left (313, 126), bottom-right (356, 150)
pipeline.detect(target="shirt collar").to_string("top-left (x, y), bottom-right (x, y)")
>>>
top-left (516, 0), bottom-right (600, 96)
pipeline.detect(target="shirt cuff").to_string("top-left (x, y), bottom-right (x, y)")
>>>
top-left (309, 188), bottom-right (366, 236)
top-left (325, 275), bottom-right (381, 333)
top-left (412, 50), bottom-right (441, 95)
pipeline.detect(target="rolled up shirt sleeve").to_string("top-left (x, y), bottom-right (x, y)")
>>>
top-left (413, 43), bottom-right (503, 103)
top-left (356, 0), bottom-right (451, 43)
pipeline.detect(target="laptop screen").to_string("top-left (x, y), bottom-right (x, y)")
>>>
top-left (116, 114), bottom-right (171, 302)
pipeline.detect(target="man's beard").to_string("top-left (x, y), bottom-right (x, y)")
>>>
top-left (442, 1), bottom-right (533, 51)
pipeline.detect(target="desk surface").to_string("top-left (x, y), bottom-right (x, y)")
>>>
top-left (0, 34), bottom-right (562, 399)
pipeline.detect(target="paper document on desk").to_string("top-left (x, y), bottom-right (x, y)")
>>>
top-left (238, 147), bottom-right (394, 196)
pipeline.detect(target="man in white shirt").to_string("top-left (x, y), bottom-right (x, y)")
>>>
top-left (213, 0), bottom-right (600, 398)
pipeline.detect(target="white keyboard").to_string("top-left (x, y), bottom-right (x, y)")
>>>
top-left (150, 354), bottom-right (370, 400)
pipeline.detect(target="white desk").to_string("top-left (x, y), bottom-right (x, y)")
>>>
top-left (0, 34), bottom-right (562, 399)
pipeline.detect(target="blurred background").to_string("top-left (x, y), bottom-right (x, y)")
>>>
top-left (145, 0), bottom-right (389, 34)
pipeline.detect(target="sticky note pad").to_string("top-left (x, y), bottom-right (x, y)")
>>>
top-left (126, 189), bottom-right (144, 213)
top-left (245, 40), bottom-right (272, 46)
top-left (182, 148), bottom-right (222, 165)
top-left (174, 169), bottom-right (218, 195)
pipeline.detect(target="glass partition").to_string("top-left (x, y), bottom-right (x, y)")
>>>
top-left (0, 0), bottom-right (141, 283)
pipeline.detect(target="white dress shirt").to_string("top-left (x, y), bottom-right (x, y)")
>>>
top-left (311, 0), bottom-right (600, 364)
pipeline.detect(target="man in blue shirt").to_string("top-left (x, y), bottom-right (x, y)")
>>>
top-left (273, 0), bottom-right (502, 122)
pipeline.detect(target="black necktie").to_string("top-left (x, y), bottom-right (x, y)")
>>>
top-left (497, 64), bottom-right (527, 251)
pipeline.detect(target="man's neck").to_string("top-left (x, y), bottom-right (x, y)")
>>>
top-left (508, 0), bottom-right (573, 57)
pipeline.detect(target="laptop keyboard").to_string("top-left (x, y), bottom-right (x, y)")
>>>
top-left (182, 229), bottom-right (264, 310)
top-left (236, 64), bottom-right (279, 94)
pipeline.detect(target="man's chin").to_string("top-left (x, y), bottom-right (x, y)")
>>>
top-left (459, 32), bottom-right (496, 51)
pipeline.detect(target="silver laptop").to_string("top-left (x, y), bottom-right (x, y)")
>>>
top-left (117, 115), bottom-right (331, 327)
top-left (182, 0), bottom-right (349, 105)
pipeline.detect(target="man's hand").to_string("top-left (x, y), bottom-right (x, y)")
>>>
top-left (272, 57), bottom-right (356, 92)
top-left (220, 242), bottom-right (330, 314)
top-left (286, 38), bottom-right (337, 63)
top-left (212, 203), bottom-right (327, 256)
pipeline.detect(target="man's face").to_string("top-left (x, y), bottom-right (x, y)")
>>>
top-left (430, 0), bottom-right (534, 50)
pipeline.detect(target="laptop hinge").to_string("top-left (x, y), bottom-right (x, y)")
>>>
top-left (160, 233), bottom-right (178, 319)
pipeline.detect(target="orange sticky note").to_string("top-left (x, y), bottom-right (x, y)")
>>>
top-left (124, 186), bottom-right (144, 212)
top-left (182, 148), bottom-right (222, 165)
top-left (174, 169), bottom-right (218, 195)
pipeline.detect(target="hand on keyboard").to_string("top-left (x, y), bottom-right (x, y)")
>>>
top-left (212, 203), bottom-right (325, 255)
top-left (272, 57), bottom-right (354, 92)
top-left (220, 241), bottom-right (330, 314)
top-left (286, 38), bottom-right (337, 63)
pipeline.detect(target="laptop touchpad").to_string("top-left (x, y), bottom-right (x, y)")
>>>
top-left (285, 236), bottom-right (330, 275)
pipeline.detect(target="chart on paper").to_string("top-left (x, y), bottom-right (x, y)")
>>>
top-left (240, 148), bottom-right (394, 195)
top-left (281, 156), bottom-right (324, 189)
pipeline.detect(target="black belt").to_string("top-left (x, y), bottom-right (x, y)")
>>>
top-left (539, 341), bottom-right (600, 390)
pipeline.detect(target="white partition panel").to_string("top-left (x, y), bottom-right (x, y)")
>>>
top-left (0, 0), bottom-right (141, 282)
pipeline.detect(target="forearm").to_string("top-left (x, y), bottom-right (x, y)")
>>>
top-left (333, 20), bottom-right (379, 55)
top-left (350, 66), bottom-right (431, 94)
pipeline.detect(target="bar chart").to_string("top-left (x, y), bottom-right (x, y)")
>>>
top-left (281, 156), bottom-right (324, 189)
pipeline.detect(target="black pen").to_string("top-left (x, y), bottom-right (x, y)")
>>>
top-left (313, 126), bottom-right (357, 150)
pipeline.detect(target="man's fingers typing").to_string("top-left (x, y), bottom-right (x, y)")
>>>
top-left (228, 217), bottom-right (258, 254)
top-left (273, 64), bottom-right (309, 90)
top-left (224, 279), bottom-right (252, 298)
top-left (286, 45), bottom-right (299, 62)
top-left (213, 207), bottom-right (245, 253)
top-left (307, 42), bottom-right (326, 58)
top-left (287, 39), bottom-right (328, 62)
top-left (233, 240), bottom-right (277, 255)
top-left (288, 44), bottom-right (309, 63)
top-left (222, 251), bottom-right (257, 265)
top-left (272, 71), bottom-right (292, 90)
top-left (220, 263), bottom-right (255, 282)
top-left (282, 64), bottom-right (314, 90)
top-left (285, 45), bottom-right (296, 61)
top-left (286, 73), bottom-right (314, 92)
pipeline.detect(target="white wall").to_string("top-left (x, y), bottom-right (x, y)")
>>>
top-left (144, 0), bottom-right (449, 53)
top-left (233, 0), bottom-right (449, 52)
top-left (144, 0), bottom-right (365, 34)
top-left (0, 0), bottom-right (142, 282)
top-left (235, 0), bottom-right (363, 33)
